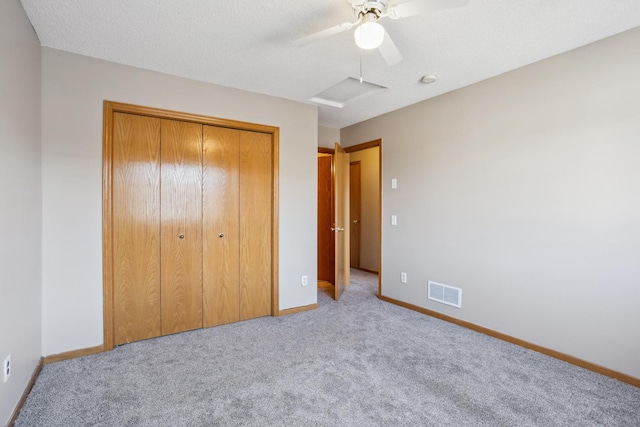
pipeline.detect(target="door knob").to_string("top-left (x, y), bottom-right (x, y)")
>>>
top-left (178, 233), bottom-right (185, 239)
top-left (218, 233), bottom-right (224, 238)
top-left (331, 227), bottom-right (345, 232)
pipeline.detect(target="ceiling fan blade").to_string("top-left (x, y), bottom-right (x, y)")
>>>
top-left (387, 0), bottom-right (469, 19)
top-left (378, 32), bottom-right (403, 65)
top-left (293, 21), bottom-right (358, 47)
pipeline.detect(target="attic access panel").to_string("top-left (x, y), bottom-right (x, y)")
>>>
top-left (310, 77), bottom-right (387, 108)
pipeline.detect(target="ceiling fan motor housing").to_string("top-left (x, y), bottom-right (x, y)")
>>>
top-left (349, 0), bottom-right (389, 21)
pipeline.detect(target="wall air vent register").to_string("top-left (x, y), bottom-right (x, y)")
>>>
top-left (428, 281), bottom-right (462, 308)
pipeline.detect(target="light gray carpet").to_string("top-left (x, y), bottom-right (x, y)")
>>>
top-left (16, 269), bottom-right (640, 426)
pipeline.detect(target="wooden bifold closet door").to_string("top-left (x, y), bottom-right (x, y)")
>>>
top-left (160, 119), bottom-right (203, 335)
top-left (202, 127), bottom-right (272, 327)
top-left (110, 110), bottom-right (273, 346)
top-left (112, 113), bottom-right (162, 344)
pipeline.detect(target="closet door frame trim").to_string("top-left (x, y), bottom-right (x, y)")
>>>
top-left (103, 100), bottom-right (280, 351)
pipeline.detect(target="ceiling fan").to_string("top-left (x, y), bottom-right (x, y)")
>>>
top-left (293, 0), bottom-right (469, 66)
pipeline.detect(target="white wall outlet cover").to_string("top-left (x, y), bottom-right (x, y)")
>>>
top-left (391, 215), bottom-right (397, 225)
top-left (391, 178), bottom-right (397, 189)
top-left (401, 272), bottom-right (407, 283)
top-left (301, 275), bottom-right (308, 286)
top-left (3, 354), bottom-right (10, 383)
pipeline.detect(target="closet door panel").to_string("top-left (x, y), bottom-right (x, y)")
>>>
top-left (202, 126), bottom-right (240, 327)
top-left (112, 113), bottom-right (162, 345)
top-left (161, 119), bottom-right (203, 334)
top-left (239, 131), bottom-right (272, 320)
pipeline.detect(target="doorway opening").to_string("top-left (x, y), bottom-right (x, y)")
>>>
top-left (317, 149), bottom-right (334, 300)
top-left (317, 139), bottom-right (382, 300)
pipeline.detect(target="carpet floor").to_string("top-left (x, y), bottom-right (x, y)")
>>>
top-left (16, 269), bottom-right (640, 426)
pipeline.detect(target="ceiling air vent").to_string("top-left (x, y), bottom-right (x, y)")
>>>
top-left (428, 281), bottom-right (462, 308)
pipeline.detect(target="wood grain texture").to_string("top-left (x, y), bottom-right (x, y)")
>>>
top-left (161, 119), bottom-right (203, 335)
top-left (333, 143), bottom-right (350, 300)
top-left (103, 101), bottom-right (115, 351)
top-left (43, 345), bottom-right (104, 365)
top-left (112, 113), bottom-right (162, 345)
top-left (377, 141), bottom-right (382, 297)
top-left (317, 155), bottom-right (334, 283)
top-left (239, 131), bottom-right (272, 320)
top-left (104, 101), bottom-right (280, 344)
top-left (378, 295), bottom-right (640, 388)
top-left (344, 138), bottom-right (381, 153)
top-left (202, 126), bottom-right (240, 327)
top-left (103, 101), bottom-right (279, 135)
top-left (349, 161), bottom-right (361, 269)
top-left (278, 304), bottom-right (318, 316)
top-left (270, 129), bottom-right (280, 317)
top-left (318, 147), bottom-right (334, 154)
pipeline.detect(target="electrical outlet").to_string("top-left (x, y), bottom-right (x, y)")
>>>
top-left (301, 275), bottom-right (308, 286)
top-left (3, 354), bottom-right (10, 383)
top-left (391, 215), bottom-right (397, 226)
top-left (400, 272), bottom-right (407, 283)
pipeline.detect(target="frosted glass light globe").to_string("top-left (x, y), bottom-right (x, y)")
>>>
top-left (354, 21), bottom-right (385, 49)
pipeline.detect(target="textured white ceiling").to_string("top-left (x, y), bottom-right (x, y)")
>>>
top-left (20, 0), bottom-right (640, 128)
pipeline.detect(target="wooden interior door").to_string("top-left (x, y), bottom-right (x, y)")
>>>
top-left (239, 131), bottom-right (273, 319)
top-left (202, 126), bottom-right (240, 327)
top-left (334, 143), bottom-right (350, 300)
top-left (160, 119), bottom-right (203, 335)
top-left (112, 113), bottom-right (162, 345)
top-left (349, 161), bottom-right (361, 269)
top-left (317, 154), bottom-right (334, 284)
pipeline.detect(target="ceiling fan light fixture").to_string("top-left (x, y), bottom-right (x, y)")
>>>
top-left (354, 21), bottom-right (385, 49)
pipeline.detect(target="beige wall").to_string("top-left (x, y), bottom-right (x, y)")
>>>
top-left (318, 125), bottom-right (340, 149)
top-left (348, 148), bottom-right (380, 272)
top-left (341, 27), bottom-right (640, 378)
top-left (40, 48), bottom-right (318, 356)
top-left (0, 0), bottom-right (42, 423)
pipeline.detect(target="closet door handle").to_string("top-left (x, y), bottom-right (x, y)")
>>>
top-left (178, 233), bottom-right (185, 239)
top-left (218, 233), bottom-right (224, 238)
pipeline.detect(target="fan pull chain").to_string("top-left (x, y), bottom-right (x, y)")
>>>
top-left (359, 49), bottom-right (363, 83)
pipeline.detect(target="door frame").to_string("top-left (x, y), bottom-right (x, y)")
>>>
top-left (102, 101), bottom-right (280, 351)
top-left (349, 160), bottom-right (361, 269)
top-left (317, 149), bottom-right (335, 285)
top-left (333, 143), bottom-right (350, 301)
top-left (344, 139), bottom-right (382, 297)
